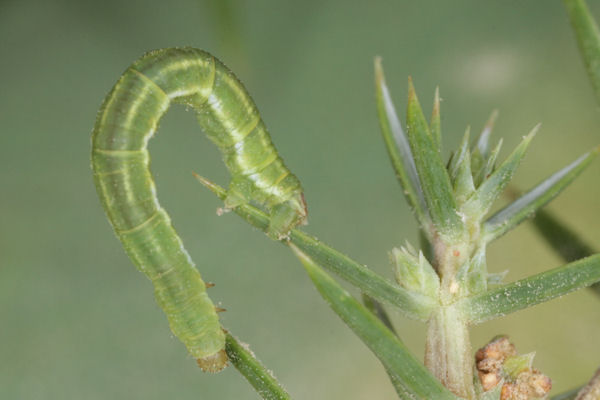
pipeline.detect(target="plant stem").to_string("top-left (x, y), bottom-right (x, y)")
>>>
top-left (426, 236), bottom-right (475, 399)
top-left (425, 304), bottom-right (474, 399)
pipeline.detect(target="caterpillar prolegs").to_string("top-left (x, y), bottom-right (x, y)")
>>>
top-left (91, 48), bottom-right (307, 372)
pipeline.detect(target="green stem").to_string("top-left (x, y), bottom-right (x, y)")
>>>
top-left (425, 234), bottom-right (475, 399)
top-left (425, 305), bottom-right (474, 400)
top-left (225, 332), bottom-right (291, 400)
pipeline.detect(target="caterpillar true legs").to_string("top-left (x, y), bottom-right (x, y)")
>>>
top-left (91, 47), bottom-right (307, 372)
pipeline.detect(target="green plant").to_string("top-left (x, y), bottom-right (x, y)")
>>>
top-left (91, 1), bottom-right (600, 399)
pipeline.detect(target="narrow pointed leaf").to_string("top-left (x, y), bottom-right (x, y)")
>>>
top-left (449, 129), bottom-right (471, 183)
top-left (564, 0), bottom-right (600, 103)
top-left (487, 270), bottom-right (508, 285)
top-left (531, 209), bottom-right (600, 297)
top-left (290, 245), bottom-right (459, 400)
top-left (430, 86), bottom-right (442, 151)
top-left (477, 110), bottom-right (499, 158)
top-left (463, 125), bottom-right (538, 219)
top-left (419, 229), bottom-right (434, 264)
top-left (362, 293), bottom-right (397, 335)
top-left (386, 369), bottom-right (418, 399)
top-left (453, 128), bottom-right (476, 205)
top-left (406, 78), bottom-right (463, 240)
top-left (474, 138), bottom-right (503, 188)
top-left (225, 332), bottom-right (291, 400)
top-left (455, 246), bottom-right (487, 296)
top-left (461, 254), bottom-right (600, 323)
top-left (471, 110), bottom-right (498, 178)
top-left (483, 147), bottom-right (598, 242)
top-left (375, 58), bottom-right (429, 227)
top-left (195, 175), bottom-right (436, 321)
top-left (391, 248), bottom-right (440, 300)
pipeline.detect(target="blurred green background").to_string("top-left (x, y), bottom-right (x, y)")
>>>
top-left (2, 0), bottom-right (600, 398)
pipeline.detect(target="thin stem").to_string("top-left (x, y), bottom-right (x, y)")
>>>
top-left (225, 332), bottom-right (291, 400)
top-left (425, 305), bottom-right (474, 400)
top-left (425, 238), bottom-right (475, 399)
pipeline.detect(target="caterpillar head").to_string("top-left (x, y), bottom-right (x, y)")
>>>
top-left (196, 349), bottom-right (228, 373)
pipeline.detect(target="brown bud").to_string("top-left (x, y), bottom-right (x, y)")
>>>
top-left (528, 370), bottom-right (552, 397)
top-left (479, 370), bottom-right (501, 391)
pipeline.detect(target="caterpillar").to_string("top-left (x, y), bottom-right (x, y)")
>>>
top-left (91, 47), bottom-right (307, 372)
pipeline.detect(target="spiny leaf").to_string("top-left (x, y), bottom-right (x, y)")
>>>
top-left (290, 244), bottom-right (460, 400)
top-left (386, 369), bottom-right (419, 399)
top-left (430, 86), bottom-right (442, 151)
top-left (487, 270), bottom-right (508, 286)
top-left (455, 247), bottom-right (487, 296)
top-left (391, 247), bottom-right (440, 299)
top-left (448, 128), bottom-right (471, 182)
top-left (419, 229), bottom-right (435, 264)
top-left (462, 254), bottom-right (600, 324)
top-left (463, 124), bottom-right (538, 219)
top-left (477, 110), bottom-right (499, 157)
top-left (483, 146), bottom-right (598, 242)
top-left (195, 174), bottom-right (436, 321)
top-left (407, 77), bottom-right (464, 241)
top-left (471, 110), bottom-right (499, 178)
top-left (564, 0), bottom-right (600, 104)
top-left (374, 58), bottom-right (429, 228)
top-left (225, 332), bottom-right (291, 400)
top-left (474, 138), bottom-right (503, 188)
top-left (362, 293), bottom-right (397, 335)
top-left (452, 128), bottom-right (476, 205)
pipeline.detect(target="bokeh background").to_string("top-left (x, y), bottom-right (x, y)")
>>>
top-left (2, 0), bottom-right (600, 399)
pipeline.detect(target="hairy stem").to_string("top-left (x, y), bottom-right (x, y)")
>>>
top-left (425, 305), bottom-right (474, 399)
top-left (426, 233), bottom-right (476, 398)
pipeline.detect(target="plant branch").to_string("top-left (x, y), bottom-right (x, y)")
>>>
top-left (195, 174), bottom-right (436, 321)
top-left (290, 244), bottom-right (460, 400)
top-left (225, 332), bottom-right (291, 400)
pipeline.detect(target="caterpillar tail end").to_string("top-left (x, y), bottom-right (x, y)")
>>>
top-left (196, 349), bottom-right (228, 373)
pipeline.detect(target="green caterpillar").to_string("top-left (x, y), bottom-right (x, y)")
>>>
top-left (91, 47), bottom-right (307, 372)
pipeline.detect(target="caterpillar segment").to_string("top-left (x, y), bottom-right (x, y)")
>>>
top-left (91, 47), bottom-right (307, 372)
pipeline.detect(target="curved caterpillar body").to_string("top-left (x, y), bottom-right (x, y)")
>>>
top-left (91, 48), bottom-right (307, 372)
